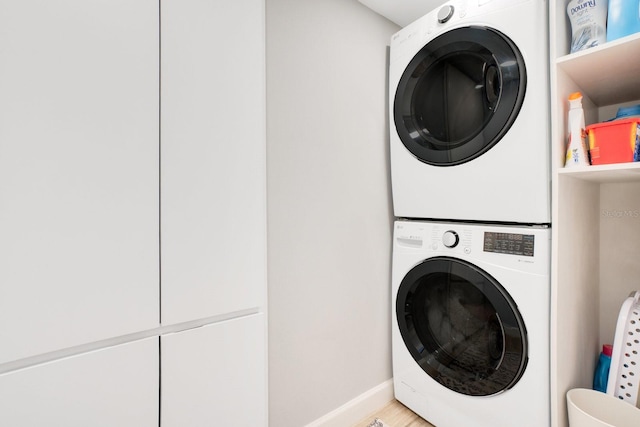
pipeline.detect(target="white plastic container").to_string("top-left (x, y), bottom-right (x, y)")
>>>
top-left (567, 388), bottom-right (640, 427)
top-left (565, 92), bottom-right (590, 167)
top-left (567, 0), bottom-right (609, 52)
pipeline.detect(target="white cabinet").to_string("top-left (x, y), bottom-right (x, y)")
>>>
top-left (160, 2), bottom-right (267, 424)
top-left (0, 0), bottom-right (160, 363)
top-left (549, 3), bottom-right (640, 427)
top-left (160, 314), bottom-right (267, 426)
top-left (160, 0), bottom-right (267, 325)
top-left (0, 1), bottom-right (267, 423)
top-left (0, 338), bottom-right (159, 427)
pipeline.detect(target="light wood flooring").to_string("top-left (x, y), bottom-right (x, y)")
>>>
top-left (353, 399), bottom-right (436, 427)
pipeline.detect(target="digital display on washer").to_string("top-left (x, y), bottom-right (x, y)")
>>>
top-left (483, 232), bottom-right (534, 256)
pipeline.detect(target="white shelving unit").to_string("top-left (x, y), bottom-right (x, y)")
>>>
top-left (550, 3), bottom-right (640, 427)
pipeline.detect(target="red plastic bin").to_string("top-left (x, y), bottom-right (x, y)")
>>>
top-left (586, 118), bottom-right (640, 165)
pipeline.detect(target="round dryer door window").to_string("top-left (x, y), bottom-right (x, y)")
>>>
top-left (394, 26), bottom-right (526, 166)
top-left (396, 256), bottom-right (528, 396)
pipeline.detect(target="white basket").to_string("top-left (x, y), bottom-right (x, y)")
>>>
top-left (606, 291), bottom-right (640, 407)
top-left (567, 388), bottom-right (640, 427)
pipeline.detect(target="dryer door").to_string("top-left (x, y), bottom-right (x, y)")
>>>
top-left (393, 26), bottom-right (526, 166)
top-left (396, 256), bottom-right (527, 396)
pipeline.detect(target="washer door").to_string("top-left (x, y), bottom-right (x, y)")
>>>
top-left (396, 256), bottom-right (527, 396)
top-left (393, 26), bottom-right (526, 166)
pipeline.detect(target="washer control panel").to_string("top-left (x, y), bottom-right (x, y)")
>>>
top-left (395, 221), bottom-right (540, 257)
top-left (394, 221), bottom-right (550, 275)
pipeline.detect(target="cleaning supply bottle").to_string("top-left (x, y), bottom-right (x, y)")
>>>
top-left (567, 0), bottom-right (608, 52)
top-left (606, 0), bottom-right (640, 42)
top-left (593, 344), bottom-right (613, 392)
top-left (565, 92), bottom-right (590, 167)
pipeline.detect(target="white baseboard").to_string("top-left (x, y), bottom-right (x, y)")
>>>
top-left (304, 379), bottom-right (394, 427)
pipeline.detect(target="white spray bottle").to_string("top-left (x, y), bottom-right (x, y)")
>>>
top-left (565, 91), bottom-right (590, 167)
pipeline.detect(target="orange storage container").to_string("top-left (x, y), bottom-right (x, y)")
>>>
top-left (586, 118), bottom-right (640, 165)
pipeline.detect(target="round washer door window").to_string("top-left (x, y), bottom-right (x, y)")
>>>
top-left (394, 26), bottom-right (526, 166)
top-left (396, 256), bottom-right (528, 396)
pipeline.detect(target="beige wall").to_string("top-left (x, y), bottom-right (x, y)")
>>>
top-left (266, 0), bottom-right (399, 425)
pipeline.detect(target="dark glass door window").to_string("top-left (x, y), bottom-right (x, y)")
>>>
top-left (394, 26), bottom-right (526, 166)
top-left (396, 257), bottom-right (527, 396)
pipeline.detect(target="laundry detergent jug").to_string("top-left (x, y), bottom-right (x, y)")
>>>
top-left (607, 0), bottom-right (640, 41)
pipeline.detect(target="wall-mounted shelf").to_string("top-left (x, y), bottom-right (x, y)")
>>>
top-left (556, 33), bottom-right (640, 106)
top-left (558, 163), bottom-right (640, 183)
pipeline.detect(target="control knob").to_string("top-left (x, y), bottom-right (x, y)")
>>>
top-left (442, 230), bottom-right (459, 248)
top-left (437, 5), bottom-right (455, 23)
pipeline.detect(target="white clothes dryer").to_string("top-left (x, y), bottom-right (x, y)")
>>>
top-left (389, 0), bottom-right (550, 224)
top-left (392, 219), bottom-right (550, 427)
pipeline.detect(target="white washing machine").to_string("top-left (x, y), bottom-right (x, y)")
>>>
top-left (392, 219), bottom-right (550, 427)
top-left (389, 0), bottom-right (550, 224)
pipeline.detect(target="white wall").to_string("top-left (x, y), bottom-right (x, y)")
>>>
top-left (266, 0), bottom-right (399, 425)
top-left (599, 182), bottom-right (640, 345)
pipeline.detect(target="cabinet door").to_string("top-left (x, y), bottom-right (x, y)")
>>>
top-left (161, 314), bottom-right (267, 427)
top-left (0, 0), bottom-right (159, 363)
top-left (0, 338), bottom-right (159, 427)
top-left (160, 0), bottom-right (266, 324)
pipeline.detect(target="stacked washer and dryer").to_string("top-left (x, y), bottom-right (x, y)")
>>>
top-left (388, 1), bottom-right (552, 426)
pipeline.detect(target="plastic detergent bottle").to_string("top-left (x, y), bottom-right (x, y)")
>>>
top-left (593, 344), bottom-right (613, 392)
top-left (565, 92), bottom-right (590, 167)
top-left (567, 0), bottom-right (608, 53)
top-left (607, 0), bottom-right (640, 41)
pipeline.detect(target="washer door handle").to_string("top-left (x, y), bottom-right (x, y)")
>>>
top-left (484, 64), bottom-right (500, 109)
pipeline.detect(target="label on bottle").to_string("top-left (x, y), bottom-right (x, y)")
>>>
top-left (567, 0), bottom-right (607, 52)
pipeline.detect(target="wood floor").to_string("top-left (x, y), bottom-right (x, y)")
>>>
top-left (353, 399), bottom-right (436, 427)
